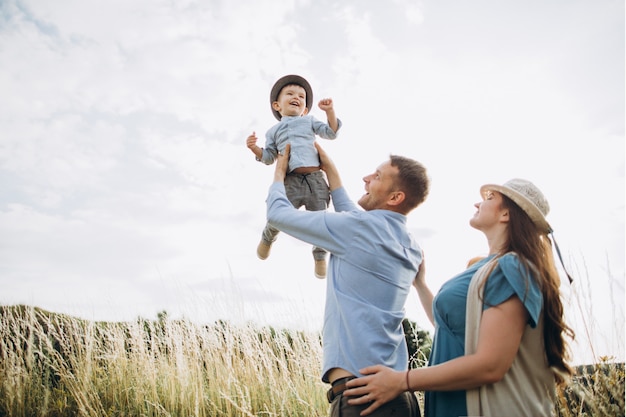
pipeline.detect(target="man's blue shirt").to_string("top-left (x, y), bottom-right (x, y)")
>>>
top-left (266, 181), bottom-right (422, 382)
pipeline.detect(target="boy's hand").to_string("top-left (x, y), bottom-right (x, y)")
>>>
top-left (246, 132), bottom-right (258, 149)
top-left (246, 131), bottom-right (263, 160)
top-left (318, 98), bottom-right (339, 133)
top-left (318, 98), bottom-right (334, 112)
top-left (274, 143), bottom-right (290, 183)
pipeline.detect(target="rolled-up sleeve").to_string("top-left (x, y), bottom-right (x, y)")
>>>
top-left (330, 186), bottom-right (358, 213)
top-left (312, 118), bottom-right (342, 139)
top-left (260, 128), bottom-right (279, 165)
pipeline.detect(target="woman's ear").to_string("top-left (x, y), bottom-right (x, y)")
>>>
top-left (500, 209), bottom-right (510, 224)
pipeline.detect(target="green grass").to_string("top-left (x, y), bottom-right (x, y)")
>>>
top-left (0, 304), bottom-right (623, 416)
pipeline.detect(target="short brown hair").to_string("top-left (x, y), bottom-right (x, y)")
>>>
top-left (389, 155), bottom-right (430, 213)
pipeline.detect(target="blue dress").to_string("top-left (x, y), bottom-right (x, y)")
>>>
top-left (424, 253), bottom-right (542, 417)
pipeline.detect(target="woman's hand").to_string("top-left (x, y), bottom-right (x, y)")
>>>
top-left (343, 365), bottom-right (406, 416)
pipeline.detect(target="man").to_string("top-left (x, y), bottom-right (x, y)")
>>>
top-left (267, 143), bottom-right (429, 417)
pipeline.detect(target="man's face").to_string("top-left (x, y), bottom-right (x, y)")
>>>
top-left (273, 84), bottom-right (308, 118)
top-left (358, 160), bottom-right (398, 211)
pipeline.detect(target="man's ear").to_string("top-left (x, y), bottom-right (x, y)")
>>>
top-left (387, 191), bottom-right (406, 207)
top-left (302, 107), bottom-right (309, 116)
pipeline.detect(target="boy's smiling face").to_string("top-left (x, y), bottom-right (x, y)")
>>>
top-left (272, 84), bottom-right (309, 118)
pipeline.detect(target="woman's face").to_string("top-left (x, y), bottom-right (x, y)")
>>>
top-left (470, 190), bottom-right (508, 231)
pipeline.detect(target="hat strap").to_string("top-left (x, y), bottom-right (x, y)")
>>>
top-left (550, 231), bottom-right (573, 284)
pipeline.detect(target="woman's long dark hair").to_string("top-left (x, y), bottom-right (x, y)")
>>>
top-left (500, 195), bottom-right (575, 384)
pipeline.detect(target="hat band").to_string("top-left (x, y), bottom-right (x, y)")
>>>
top-left (550, 231), bottom-right (573, 284)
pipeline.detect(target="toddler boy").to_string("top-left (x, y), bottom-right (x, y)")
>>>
top-left (245, 74), bottom-right (341, 278)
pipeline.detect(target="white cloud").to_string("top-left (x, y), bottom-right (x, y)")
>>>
top-left (0, 0), bottom-right (622, 364)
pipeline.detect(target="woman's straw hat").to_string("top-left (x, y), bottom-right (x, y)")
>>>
top-left (480, 178), bottom-right (552, 233)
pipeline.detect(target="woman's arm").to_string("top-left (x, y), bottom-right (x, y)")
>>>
top-left (412, 257), bottom-right (434, 325)
top-left (344, 296), bottom-right (528, 416)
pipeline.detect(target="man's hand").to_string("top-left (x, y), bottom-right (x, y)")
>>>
top-left (315, 142), bottom-right (332, 171)
top-left (274, 143), bottom-right (290, 183)
top-left (314, 142), bottom-right (342, 191)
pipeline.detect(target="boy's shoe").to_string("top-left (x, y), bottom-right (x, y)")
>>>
top-left (257, 240), bottom-right (272, 260)
top-left (314, 259), bottom-right (327, 279)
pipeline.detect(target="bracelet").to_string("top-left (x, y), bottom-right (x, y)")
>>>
top-left (406, 369), bottom-right (411, 392)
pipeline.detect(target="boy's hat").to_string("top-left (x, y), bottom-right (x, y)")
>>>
top-left (270, 74), bottom-right (313, 120)
top-left (480, 178), bottom-right (552, 233)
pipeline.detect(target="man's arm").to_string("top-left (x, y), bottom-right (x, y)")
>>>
top-left (314, 142), bottom-right (358, 213)
top-left (273, 143), bottom-right (290, 183)
top-left (269, 143), bottom-right (351, 255)
top-left (314, 142), bottom-right (342, 191)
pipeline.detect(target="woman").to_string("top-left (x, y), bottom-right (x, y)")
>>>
top-left (344, 178), bottom-right (574, 417)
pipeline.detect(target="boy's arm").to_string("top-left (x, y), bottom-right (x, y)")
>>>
top-left (246, 132), bottom-right (263, 160)
top-left (318, 98), bottom-right (339, 133)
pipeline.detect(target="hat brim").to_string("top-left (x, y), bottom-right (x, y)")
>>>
top-left (480, 184), bottom-right (552, 233)
top-left (270, 75), bottom-right (313, 121)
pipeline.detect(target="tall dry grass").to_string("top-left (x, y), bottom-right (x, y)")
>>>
top-left (0, 297), bottom-right (623, 416)
top-left (552, 256), bottom-right (625, 417)
top-left (0, 306), bottom-right (327, 416)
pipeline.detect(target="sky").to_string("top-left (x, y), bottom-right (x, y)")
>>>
top-left (1, 0), bottom-right (623, 365)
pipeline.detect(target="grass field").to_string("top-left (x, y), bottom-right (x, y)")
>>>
top-left (0, 304), bottom-right (623, 416)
